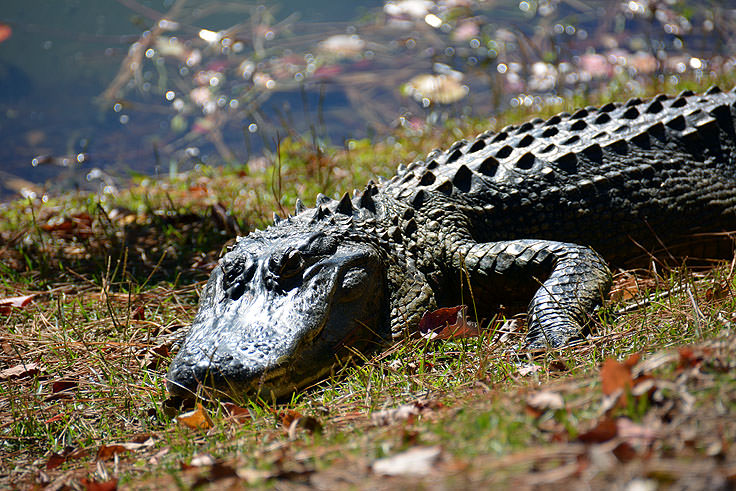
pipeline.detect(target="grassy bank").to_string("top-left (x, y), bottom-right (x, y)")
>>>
top-left (2, 79), bottom-right (736, 489)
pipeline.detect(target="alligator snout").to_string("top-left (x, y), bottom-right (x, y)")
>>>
top-left (166, 230), bottom-right (386, 400)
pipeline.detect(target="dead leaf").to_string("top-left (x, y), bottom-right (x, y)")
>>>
top-left (0, 294), bottom-right (35, 314)
top-left (577, 418), bottom-right (618, 443)
top-left (41, 212), bottom-right (93, 238)
top-left (131, 305), bottom-right (146, 321)
top-left (526, 391), bottom-right (564, 418)
top-left (236, 467), bottom-right (274, 484)
top-left (612, 442), bottom-right (637, 462)
top-left (192, 462), bottom-right (238, 488)
top-left (222, 402), bottom-right (251, 422)
top-left (516, 364), bottom-right (542, 377)
top-left (45, 447), bottom-right (89, 470)
top-left (188, 453), bottom-right (216, 467)
top-left (45, 453), bottom-right (67, 471)
top-left (277, 409), bottom-right (303, 429)
top-left (52, 379), bottom-right (78, 393)
top-left (417, 305), bottom-right (480, 340)
top-left (177, 403), bottom-right (214, 430)
top-left (46, 379), bottom-right (78, 401)
top-left (79, 477), bottom-right (118, 491)
top-left (371, 400), bottom-right (441, 425)
top-left (609, 273), bottom-right (656, 302)
top-left (0, 362), bottom-right (43, 380)
top-left (678, 347), bottom-right (704, 369)
top-left (1, 339), bottom-right (13, 356)
top-left (372, 446), bottom-right (442, 476)
top-left (143, 343), bottom-right (170, 369)
top-left (600, 354), bottom-right (639, 396)
top-left (97, 444), bottom-right (129, 461)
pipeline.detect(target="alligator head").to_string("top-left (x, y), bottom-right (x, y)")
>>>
top-left (166, 204), bottom-right (387, 400)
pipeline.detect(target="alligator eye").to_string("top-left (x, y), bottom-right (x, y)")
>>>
top-left (221, 257), bottom-right (255, 301)
top-left (279, 250), bottom-right (304, 278)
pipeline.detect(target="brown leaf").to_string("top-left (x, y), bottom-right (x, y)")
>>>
top-left (222, 402), bottom-right (251, 422)
top-left (131, 305), bottom-right (146, 321)
top-left (609, 273), bottom-right (656, 302)
top-left (277, 409), bottom-right (303, 429)
top-left (0, 362), bottom-right (42, 380)
top-left (1, 339), bottom-right (13, 356)
top-left (612, 441), bottom-right (637, 462)
top-left (97, 444), bottom-right (129, 461)
top-left (144, 343), bottom-right (170, 369)
top-left (0, 294), bottom-right (35, 314)
top-left (516, 364), bottom-right (542, 377)
top-left (177, 403), bottom-right (214, 430)
top-left (45, 453), bottom-right (67, 471)
top-left (191, 463), bottom-right (238, 488)
top-left (45, 379), bottom-right (79, 401)
top-left (577, 418), bottom-right (618, 443)
top-left (46, 447), bottom-right (89, 470)
top-left (52, 379), bottom-right (78, 393)
top-left (623, 352), bottom-right (641, 369)
top-left (41, 212), bottom-right (93, 238)
top-left (417, 305), bottom-right (480, 340)
top-left (678, 347), bottom-right (703, 369)
top-left (79, 478), bottom-right (118, 491)
top-left (600, 356), bottom-right (635, 396)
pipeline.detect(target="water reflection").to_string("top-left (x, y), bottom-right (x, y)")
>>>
top-left (1, 0), bottom-right (735, 200)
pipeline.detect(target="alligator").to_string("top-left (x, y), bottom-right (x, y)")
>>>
top-left (167, 86), bottom-right (736, 400)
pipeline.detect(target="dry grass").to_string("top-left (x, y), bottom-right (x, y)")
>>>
top-left (2, 183), bottom-right (735, 489)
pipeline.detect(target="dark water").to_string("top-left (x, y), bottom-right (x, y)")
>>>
top-left (1, 1), bottom-right (734, 201)
top-left (0, 0), bottom-right (382, 199)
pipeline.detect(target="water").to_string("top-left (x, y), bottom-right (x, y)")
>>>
top-left (1, 0), bottom-right (734, 201)
top-left (0, 0), bottom-right (382, 199)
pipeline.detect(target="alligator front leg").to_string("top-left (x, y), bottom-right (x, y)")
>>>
top-left (456, 240), bottom-right (612, 348)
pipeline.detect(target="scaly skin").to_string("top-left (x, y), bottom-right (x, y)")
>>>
top-left (168, 86), bottom-right (736, 399)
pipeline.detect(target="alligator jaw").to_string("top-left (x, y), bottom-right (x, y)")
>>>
top-left (166, 230), bottom-right (385, 401)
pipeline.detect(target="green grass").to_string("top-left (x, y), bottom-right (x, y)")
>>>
top-left (1, 77), bottom-right (736, 488)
